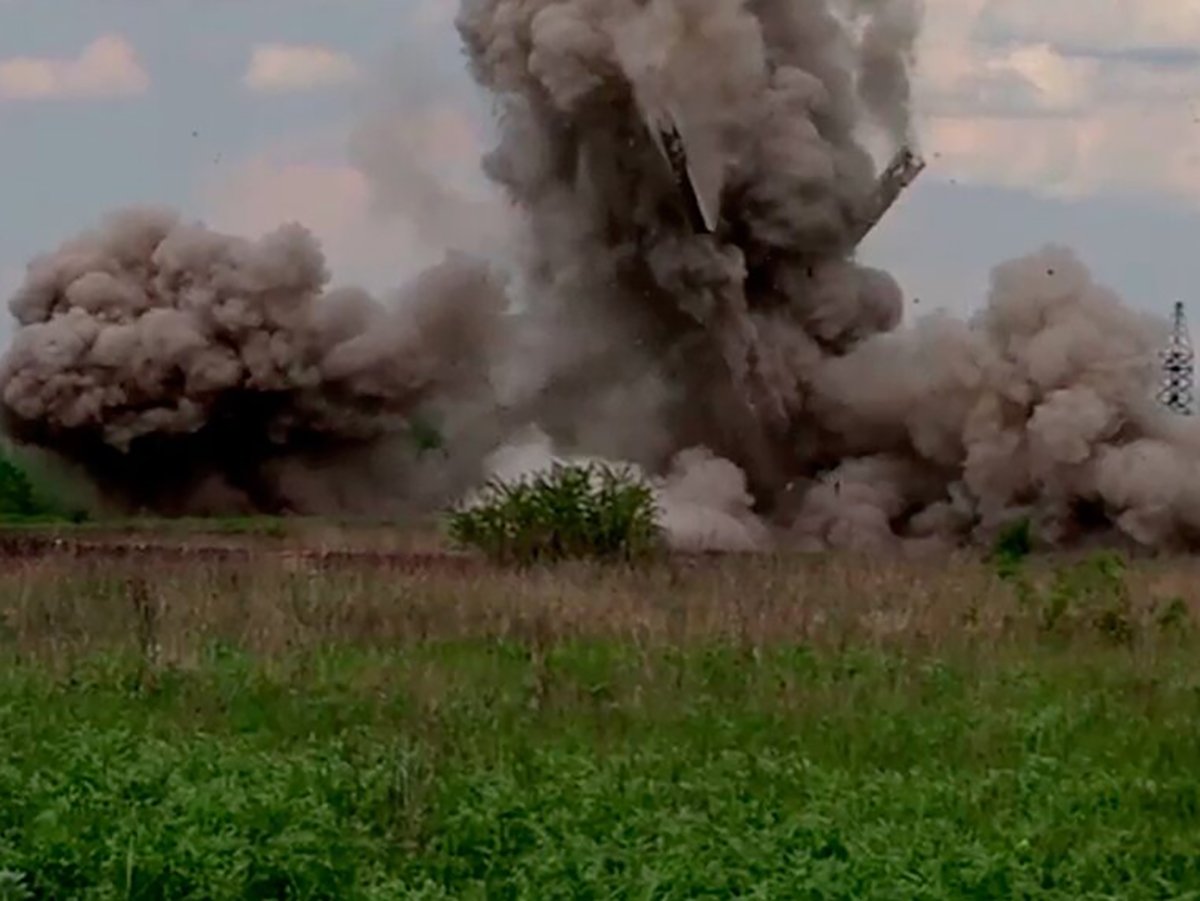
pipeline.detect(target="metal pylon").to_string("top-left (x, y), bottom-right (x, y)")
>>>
top-left (1158, 301), bottom-right (1195, 416)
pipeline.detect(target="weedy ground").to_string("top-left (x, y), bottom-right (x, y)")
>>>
top-left (1, 549), bottom-right (1200, 898)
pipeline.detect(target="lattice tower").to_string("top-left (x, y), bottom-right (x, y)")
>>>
top-left (1158, 301), bottom-right (1195, 416)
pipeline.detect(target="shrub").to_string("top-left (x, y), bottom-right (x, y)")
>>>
top-left (0, 454), bottom-right (38, 518)
top-left (990, 518), bottom-right (1037, 609)
top-left (1155, 596), bottom-right (1191, 635)
top-left (1061, 551), bottom-right (1134, 645)
top-left (1036, 551), bottom-right (1135, 645)
top-left (990, 517), bottom-right (1032, 580)
top-left (447, 462), bottom-right (663, 565)
top-left (406, 414), bottom-right (446, 459)
top-left (0, 448), bottom-right (90, 523)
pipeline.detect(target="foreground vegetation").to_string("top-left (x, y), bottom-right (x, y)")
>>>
top-left (0, 553), bottom-right (1198, 898)
top-left (0, 447), bottom-right (87, 525)
top-left (448, 461), bottom-right (663, 565)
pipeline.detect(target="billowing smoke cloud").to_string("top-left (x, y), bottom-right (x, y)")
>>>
top-left (0, 208), bottom-right (508, 514)
top-left (797, 245), bottom-right (1182, 550)
top-left (452, 0), bottom-right (923, 491)
top-left (2, 0), bottom-right (1198, 553)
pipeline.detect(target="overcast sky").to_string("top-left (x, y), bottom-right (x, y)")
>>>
top-left (1, 0), bottom-right (1199, 346)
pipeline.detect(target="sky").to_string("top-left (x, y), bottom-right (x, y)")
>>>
top-left (2, 0), bottom-right (1200, 347)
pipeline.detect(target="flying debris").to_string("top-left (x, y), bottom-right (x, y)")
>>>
top-left (640, 101), bottom-right (718, 235)
top-left (638, 103), bottom-right (926, 243)
top-left (848, 146), bottom-right (925, 246)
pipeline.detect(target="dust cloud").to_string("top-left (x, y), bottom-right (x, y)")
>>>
top-left (0, 208), bottom-right (508, 514)
top-left (2, 0), bottom-right (1197, 552)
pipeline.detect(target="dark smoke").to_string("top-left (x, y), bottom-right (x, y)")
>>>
top-left (0, 208), bottom-right (507, 514)
top-left (452, 0), bottom-right (925, 492)
top-left (3, 0), bottom-right (1199, 553)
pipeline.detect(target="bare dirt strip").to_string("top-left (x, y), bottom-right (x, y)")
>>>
top-left (0, 532), bottom-right (733, 572)
top-left (0, 532), bottom-right (489, 573)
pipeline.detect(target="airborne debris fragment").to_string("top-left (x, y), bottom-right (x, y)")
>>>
top-left (847, 146), bottom-right (926, 247)
top-left (639, 100), bottom-right (718, 235)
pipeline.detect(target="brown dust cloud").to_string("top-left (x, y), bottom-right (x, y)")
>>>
top-left (1, 0), bottom-right (1194, 553)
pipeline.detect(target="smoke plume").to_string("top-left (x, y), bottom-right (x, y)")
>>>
top-left (2, 0), bottom-right (1199, 552)
top-left (0, 208), bottom-right (508, 514)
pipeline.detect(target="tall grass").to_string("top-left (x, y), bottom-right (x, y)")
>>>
top-left (1, 552), bottom-right (1199, 896)
top-left (3, 549), bottom-right (1198, 671)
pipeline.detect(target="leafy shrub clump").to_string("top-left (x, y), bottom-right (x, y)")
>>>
top-left (405, 413), bottom-right (446, 459)
top-left (0, 449), bottom-right (90, 523)
top-left (990, 517), bottom-right (1032, 578)
top-left (1041, 551), bottom-right (1135, 645)
top-left (447, 462), bottom-right (663, 565)
top-left (0, 454), bottom-right (38, 518)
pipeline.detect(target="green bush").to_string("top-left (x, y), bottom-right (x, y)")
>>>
top-left (1042, 551), bottom-right (1135, 645)
top-left (0, 454), bottom-right (38, 518)
top-left (447, 462), bottom-right (663, 565)
top-left (994, 546), bottom-right (1143, 646)
top-left (405, 414), bottom-right (446, 459)
top-left (0, 448), bottom-right (90, 523)
top-left (990, 517), bottom-right (1032, 579)
top-left (989, 518), bottom-right (1037, 609)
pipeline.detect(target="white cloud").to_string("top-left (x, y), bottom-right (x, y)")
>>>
top-left (913, 0), bottom-right (1200, 206)
top-left (205, 159), bottom-right (403, 289)
top-left (0, 34), bottom-right (149, 101)
top-left (243, 43), bottom-right (361, 94)
top-left (203, 104), bottom-right (510, 295)
top-left (979, 0), bottom-right (1200, 53)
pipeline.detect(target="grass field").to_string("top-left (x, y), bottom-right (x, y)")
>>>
top-left (1, 546), bottom-right (1200, 898)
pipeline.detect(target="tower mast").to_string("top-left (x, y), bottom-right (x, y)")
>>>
top-left (1159, 301), bottom-right (1195, 416)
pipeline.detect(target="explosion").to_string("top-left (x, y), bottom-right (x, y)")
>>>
top-left (3, 0), bottom-right (1199, 552)
top-left (0, 208), bottom-right (509, 514)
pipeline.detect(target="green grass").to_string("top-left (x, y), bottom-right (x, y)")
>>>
top-left (0, 515), bottom-right (277, 536)
top-left (0, 515), bottom-right (448, 543)
top-left (1, 640), bottom-right (1199, 898)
